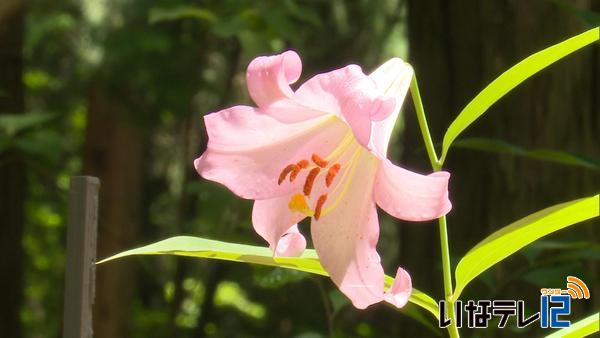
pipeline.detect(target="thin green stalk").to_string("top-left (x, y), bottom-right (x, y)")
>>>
top-left (410, 77), bottom-right (441, 170)
top-left (410, 76), bottom-right (459, 338)
top-left (438, 216), bottom-right (459, 338)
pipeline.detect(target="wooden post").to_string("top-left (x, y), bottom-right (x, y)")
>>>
top-left (63, 176), bottom-right (100, 338)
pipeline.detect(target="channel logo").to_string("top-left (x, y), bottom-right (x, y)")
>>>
top-left (540, 276), bottom-right (591, 328)
top-left (439, 275), bottom-right (592, 329)
top-left (564, 276), bottom-right (590, 299)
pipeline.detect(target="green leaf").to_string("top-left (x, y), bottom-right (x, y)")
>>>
top-left (98, 236), bottom-right (440, 319)
top-left (543, 312), bottom-right (599, 338)
top-left (440, 27), bottom-right (599, 164)
top-left (15, 129), bottom-right (64, 163)
top-left (453, 137), bottom-right (600, 170)
top-left (454, 195), bottom-right (599, 299)
top-left (0, 113), bottom-right (54, 137)
top-left (148, 6), bottom-right (217, 24)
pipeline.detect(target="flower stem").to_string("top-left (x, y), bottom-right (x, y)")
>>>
top-left (410, 76), bottom-right (459, 338)
top-left (438, 216), bottom-right (459, 338)
top-left (409, 77), bottom-right (441, 170)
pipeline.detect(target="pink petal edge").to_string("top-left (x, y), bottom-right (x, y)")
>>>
top-left (374, 159), bottom-right (452, 221)
top-left (384, 267), bottom-right (412, 308)
top-left (252, 196), bottom-right (307, 257)
top-left (246, 50), bottom-right (301, 108)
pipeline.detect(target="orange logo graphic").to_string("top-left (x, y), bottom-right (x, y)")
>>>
top-left (564, 276), bottom-right (590, 299)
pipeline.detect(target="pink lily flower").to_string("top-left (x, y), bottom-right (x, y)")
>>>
top-left (195, 51), bottom-right (451, 309)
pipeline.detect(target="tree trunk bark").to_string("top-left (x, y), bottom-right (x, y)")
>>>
top-left (84, 85), bottom-right (145, 338)
top-left (404, 0), bottom-right (598, 335)
top-left (0, 1), bottom-right (25, 337)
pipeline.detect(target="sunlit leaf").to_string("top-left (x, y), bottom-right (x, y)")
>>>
top-left (544, 312), bottom-right (599, 338)
top-left (0, 113), bottom-right (54, 136)
top-left (454, 195), bottom-right (599, 299)
top-left (98, 236), bottom-right (440, 319)
top-left (148, 6), bottom-right (217, 24)
top-left (453, 137), bottom-right (600, 170)
top-left (440, 27), bottom-right (599, 164)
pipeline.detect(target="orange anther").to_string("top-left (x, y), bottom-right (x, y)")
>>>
top-left (314, 194), bottom-right (328, 220)
top-left (325, 163), bottom-right (341, 187)
top-left (296, 159), bottom-right (309, 169)
top-left (303, 167), bottom-right (320, 196)
top-left (311, 154), bottom-right (328, 168)
top-left (278, 164), bottom-right (297, 185)
top-left (289, 165), bottom-right (301, 182)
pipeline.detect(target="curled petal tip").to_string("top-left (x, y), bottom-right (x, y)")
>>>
top-left (274, 231), bottom-right (306, 257)
top-left (384, 267), bottom-right (412, 308)
top-left (246, 50), bottom-right (302, 107)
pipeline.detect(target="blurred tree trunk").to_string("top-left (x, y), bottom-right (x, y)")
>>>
top-left (0, 1), bottom-right (25, 337)
top-left (403, 0), bottom-right (598, 334)
top-left (84, 86), bottom-right (145, 338)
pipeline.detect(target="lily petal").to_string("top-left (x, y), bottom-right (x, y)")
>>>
top-left (295, 65), bottom-right (395, 150)
top-left (246, 50), bottom-right (301, 107)
top-left (275, 225), bottom-right (306, 257)
top-left (384, 267), bottom-right (412, 308)
top-left (195, 105), bottom-right (348, 199)
top-left (368, 58), bottom-right (414, 157)
top-left (374, 159), bottom-right (451, 221)
top-left (311, 151), bottom-right (386, 309)
top-left (252, 196), bottom-right (307, 257)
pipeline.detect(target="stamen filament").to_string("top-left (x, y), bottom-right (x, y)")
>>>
top-left (328, 145), bottom-right (359, 196)
top-left (325, 131), bottom-right (354, 162)
top-left (321, 148), bottom-right (362, 217)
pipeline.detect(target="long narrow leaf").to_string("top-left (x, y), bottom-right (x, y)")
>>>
top-left (98, 236), bottom-right (440, 319)
top-left (543, 312), bottom-right (599, 338)
top-left (440, 27), bottom-right (599, 164)
top-left (454, 195), bottom-right (599, 299)
top-left (453, 137), bottom-right (600, 170)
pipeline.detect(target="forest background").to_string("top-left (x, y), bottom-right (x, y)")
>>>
top-left (0, 0), bottom-right (598, 337)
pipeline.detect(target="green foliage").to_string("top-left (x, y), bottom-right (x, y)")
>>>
top-left (148, 6), bottom-right (218, 24)
top-left (253, 267), bottom-right (309, 289)
top-left (440, 27), bottom-right (599, 164)
top-left (98, 235), bottom-right (440, 319)
top-left (453, 137), bottom-right (600, 170)
top-left (0, 113), bottom-right (54, 137)
top-left (543, 312), bottom-right (599, 337)
top-left (454, 195), bottom-right (599, 299)
top-left (16, 0), bottom-right (598, 336)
